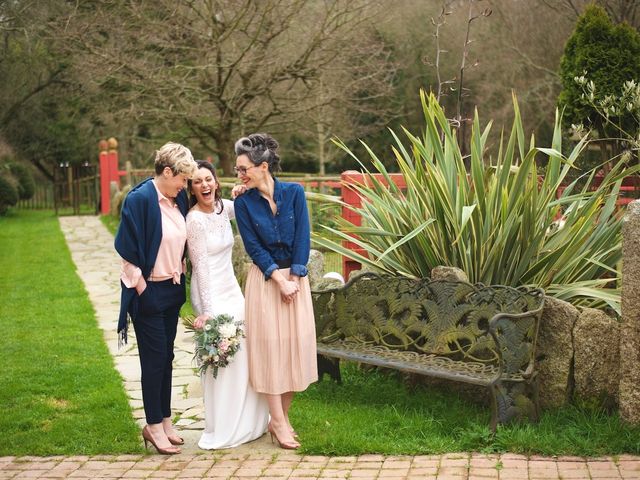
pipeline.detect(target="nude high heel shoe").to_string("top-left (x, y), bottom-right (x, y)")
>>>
top-left (142, 426), bottom-right (181, 455)
top-left (267, 423), bottom-right (300, 450)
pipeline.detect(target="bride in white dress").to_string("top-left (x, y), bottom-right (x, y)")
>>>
top-left (186, 161), bottom-right (269, 450)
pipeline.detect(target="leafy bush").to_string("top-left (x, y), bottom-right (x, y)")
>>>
top-left (314, 91), bottom-right (640, 314)
top-left (10, 163), bottom-right (35, 200)
top-left (0, 175), bottom-right (19, 215)
top-left (558, 4), bottom-right (640, 138)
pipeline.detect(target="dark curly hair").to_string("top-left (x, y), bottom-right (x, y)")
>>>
top-left (188, 160), bottom-right (224, 214)
top-left (234, 133), bottom-right (282, 175)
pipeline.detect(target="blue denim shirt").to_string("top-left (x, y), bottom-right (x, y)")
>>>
top-left (234, 179), bottom-right (310, 279)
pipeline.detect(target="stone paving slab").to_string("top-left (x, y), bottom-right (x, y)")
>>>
top-left (3, 216), bottom-right (636, 480)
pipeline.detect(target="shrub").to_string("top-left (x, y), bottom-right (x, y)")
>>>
top-left (559, 5), bottom-right (640, 133)
top-left (0, 176), bottom-right (19, 215)
top-left (11, 163), bottom-right (35, 200)
top-left (314, 91), bottom-right (640, 314)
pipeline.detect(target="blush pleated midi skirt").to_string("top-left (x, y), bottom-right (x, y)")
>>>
top-left (244, 265), bottom-right (318, 394)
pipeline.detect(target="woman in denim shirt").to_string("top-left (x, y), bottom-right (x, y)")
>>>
top-left (234, 133), bottom-right (318, 450)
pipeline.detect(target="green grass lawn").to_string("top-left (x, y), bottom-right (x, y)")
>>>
top-left (0, 210), bottom-right (142, 455)
top-left (293, 364), bottom-right (640, 456)
top-left (100, 213), bottom-right (120, 236)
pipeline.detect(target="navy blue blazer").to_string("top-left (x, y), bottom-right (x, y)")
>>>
top-left (114, 178), bottom-right (189, 344)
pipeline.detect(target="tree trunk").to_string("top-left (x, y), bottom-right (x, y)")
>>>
top-left (216, 129), bottom-right (234, 176)
top-left (317, 121), bottom-right (326, 176)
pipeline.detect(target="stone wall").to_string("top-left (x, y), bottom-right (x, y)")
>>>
top-left (574, 308), bottom-right (619, 407)
top-left (534, 201), bottom-right (640, 416)
top-left (536, 297), bottom-right (579, 408)
top-left (535, 298), bottom-right (621, 409)
top-left (231, 234), bottom-right (251, 290)
top-left (620, 200), bottom-right (640, 423)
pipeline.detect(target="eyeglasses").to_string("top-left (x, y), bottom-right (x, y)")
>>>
top-left (233, 165), bottom-right (258, 176)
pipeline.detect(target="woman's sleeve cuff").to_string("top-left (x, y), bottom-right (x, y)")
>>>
top-left (263, 263), bottom-right (279, 279)
top-left (120, 260), bottom-right (142, 289)
top-left (291, 264), bottom-right (308, 277)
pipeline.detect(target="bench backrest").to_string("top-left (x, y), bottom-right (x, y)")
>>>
top-left (311, 272), bottom-right (545, 375)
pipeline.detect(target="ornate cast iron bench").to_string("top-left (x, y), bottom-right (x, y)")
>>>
top-left (311, 272), bottom-right (545, 431)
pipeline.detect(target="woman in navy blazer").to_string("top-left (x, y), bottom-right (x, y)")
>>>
top-left (115, 142), bottom-right (197, 455)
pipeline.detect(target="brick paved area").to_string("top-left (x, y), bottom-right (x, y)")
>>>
top-left (3, 216), bottom-right (634, 480)
top-left (2, 452), bottom-right (640, 479)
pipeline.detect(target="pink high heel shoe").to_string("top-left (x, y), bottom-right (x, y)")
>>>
top-left (267, 423), bottom-right (300, 450)
top-left (142, 426), bottom-right (181, 455)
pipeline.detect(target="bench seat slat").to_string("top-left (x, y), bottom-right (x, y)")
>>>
top-left (318, 341), bottom-right (529, 386)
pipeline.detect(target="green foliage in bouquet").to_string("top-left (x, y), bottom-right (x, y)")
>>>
top-left (313, 90), bottom-right (640, 314)
top-left (183, 313), bottom-right (244, 378)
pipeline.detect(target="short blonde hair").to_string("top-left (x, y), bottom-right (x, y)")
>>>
top-left (154, 142), bottom-right (197, 178)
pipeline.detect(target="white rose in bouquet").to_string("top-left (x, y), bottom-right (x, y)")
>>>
top-left (218, 322), bottom-right (238, 339)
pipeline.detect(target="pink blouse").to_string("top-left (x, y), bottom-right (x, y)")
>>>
top-left (121, 180), bottom-right (187, 292)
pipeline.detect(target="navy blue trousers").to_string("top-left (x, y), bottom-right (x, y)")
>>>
top-left (132, 277), bottom-right (186, 425)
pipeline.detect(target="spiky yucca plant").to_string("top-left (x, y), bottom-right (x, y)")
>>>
top-left (313, 91), bottom-right (640, 314)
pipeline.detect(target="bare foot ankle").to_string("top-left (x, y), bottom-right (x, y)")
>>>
top-left (161, 418), bottom-right (183, 444)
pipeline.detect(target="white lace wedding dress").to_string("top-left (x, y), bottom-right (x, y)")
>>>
top-left (186, 199), bottom-right (269, 449)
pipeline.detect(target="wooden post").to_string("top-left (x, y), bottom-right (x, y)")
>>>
top-left (340, 171), bottom-right (365, 280)
top-left (99, 139), bottom-right (110, 215)
top-left (53, 165), bottom-right (59, 215)
top-left (107, 137), bottom-right (119, 193)
top-left (340, 170), bottom-right (407, 280)
top-left (125, 160), bottom-right (133, 187)
top-left (99, 138), bottom-right (119, 214)
top-left (67, 163), bottom-right (74, 214)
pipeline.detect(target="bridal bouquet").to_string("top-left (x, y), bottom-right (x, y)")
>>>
top-left (183, 313), bottom-right (244, 378)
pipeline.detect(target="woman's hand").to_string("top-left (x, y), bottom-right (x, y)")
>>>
top-left (286, 275), bottom-right (302, 303)
top-left (135, 279), bottom-right (147, 296)
top-left (231, 184), bottom-right (247, 199)
top-left (193, 314), bottom-right (209, 330)
top-left (272, 270), bottom-right (299, 304)
top-left (279, 279), bottom-right (300, 304)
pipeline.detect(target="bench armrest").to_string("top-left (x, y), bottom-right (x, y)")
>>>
top-left (488, 307), bottom-right (542, 379)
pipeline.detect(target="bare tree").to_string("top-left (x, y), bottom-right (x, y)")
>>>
top-left (451, 0), bottom-right (491, 157)
top-left (290, 26), bottom-right (398, 175)
top-left (412, 0), bottom-right (491, 157)
top-left (53, 0), bottom-right (389, 174)
top-left (0, 1), bottom-right (65, 128)
top-left (450, 0), bottom-right (573, 145)
top-left (0, 1), bottom-right (84, 178)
